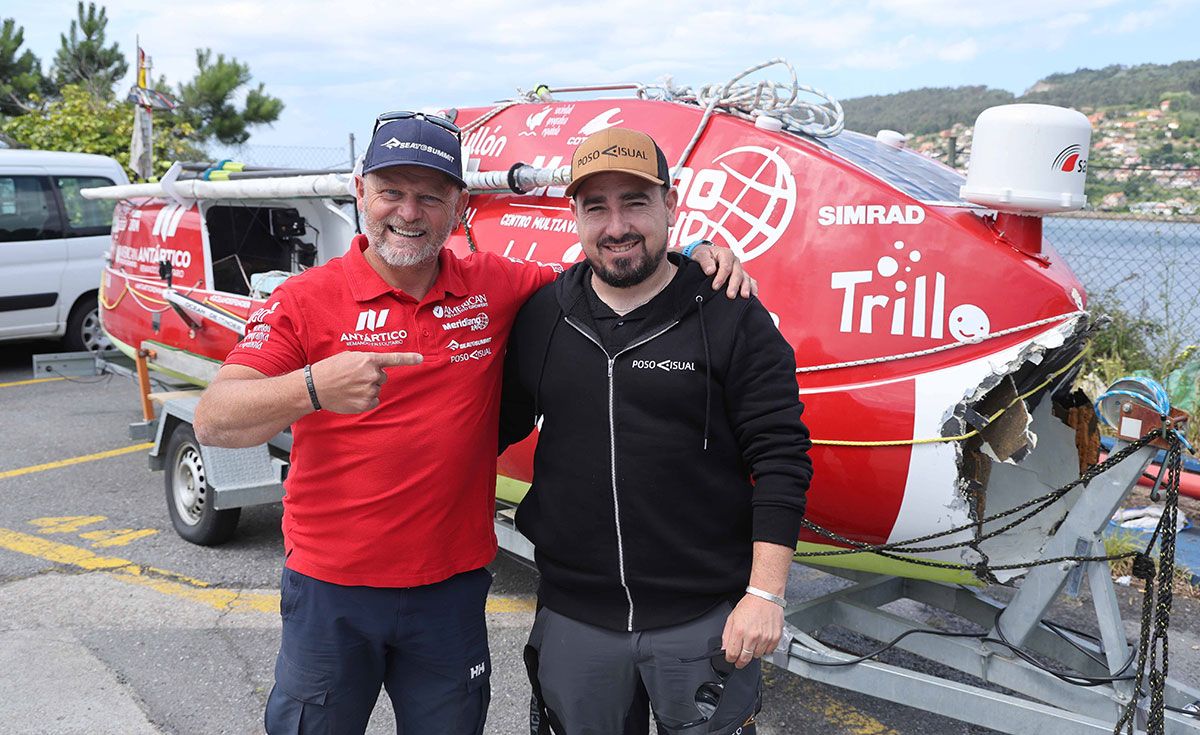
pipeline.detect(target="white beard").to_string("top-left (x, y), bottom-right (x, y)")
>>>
top-left (361, 208), bottom-right (449, 268)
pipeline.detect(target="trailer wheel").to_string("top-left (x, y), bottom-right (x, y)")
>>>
top-left (165, 425), bottom-right (241, 546)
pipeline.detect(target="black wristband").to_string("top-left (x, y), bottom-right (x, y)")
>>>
top-left (303, 364), bottom-right (321, 411)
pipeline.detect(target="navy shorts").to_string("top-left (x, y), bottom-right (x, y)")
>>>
top-left (265, 566), bottom-right (493, 735)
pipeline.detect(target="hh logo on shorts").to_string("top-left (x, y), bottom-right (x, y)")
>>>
top-left (469, 661), bottom-right (486, 680)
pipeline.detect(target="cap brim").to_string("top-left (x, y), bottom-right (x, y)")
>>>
top-left (565, 168), bottom-right (665, 198)
top-left (360, 159), bottom-right (467, 190)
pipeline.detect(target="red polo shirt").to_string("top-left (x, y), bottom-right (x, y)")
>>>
top-left (224, 235), bottom-right (559, 587)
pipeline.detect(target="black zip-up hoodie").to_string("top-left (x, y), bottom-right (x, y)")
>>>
top-left (500, 253), bottom-right (812, 632)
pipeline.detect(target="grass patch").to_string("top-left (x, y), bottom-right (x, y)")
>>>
top-left (1105, 530), bottom-right (1200, 598)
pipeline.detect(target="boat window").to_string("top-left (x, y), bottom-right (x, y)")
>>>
top-left (819, 130), bottom-right (968, 204)
top-left (54, 176), bottom-right (117, 237)
top-left (0, 176), bottom-right (63, 242)
top-left (204, 205), bottom-right (309, 296)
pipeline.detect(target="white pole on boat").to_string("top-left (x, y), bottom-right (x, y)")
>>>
top-left (80, 171), bottom-right (357, 201)
top-left (463, 164), bottom-right (572, 194)
top-left (81, 164), bottom-right (573, 201)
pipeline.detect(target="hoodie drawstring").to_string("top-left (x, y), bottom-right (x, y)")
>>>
top-left (695, 295), bottom-right (711, 451)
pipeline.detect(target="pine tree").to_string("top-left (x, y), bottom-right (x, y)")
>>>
top-left (176, 49), bottom-right (284, 146)
top-left (0, 18), bottom-right (49, 116)
top-left (51, 2), bottom-right (128, 99)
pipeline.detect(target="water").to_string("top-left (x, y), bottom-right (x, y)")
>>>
top-left (1045, 216), bottom-right (1200, 345)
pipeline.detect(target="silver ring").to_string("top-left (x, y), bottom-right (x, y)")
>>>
top-left (741, 648), bottom-right (754, 655)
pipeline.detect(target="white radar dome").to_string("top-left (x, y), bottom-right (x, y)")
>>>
top-left (959, 104), bottom-right (1091, 215)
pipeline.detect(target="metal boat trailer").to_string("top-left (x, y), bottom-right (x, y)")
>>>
top-left (497, 445), bottom-right (1200, 734)
top-left (45, 348), bottom-right (1200, 732)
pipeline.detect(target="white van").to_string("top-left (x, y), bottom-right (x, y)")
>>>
top-left (0, 149), bottom-right (130, 351)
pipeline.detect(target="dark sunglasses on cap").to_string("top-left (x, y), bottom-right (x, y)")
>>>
top-left (373, 110), bottom-right (461, 140)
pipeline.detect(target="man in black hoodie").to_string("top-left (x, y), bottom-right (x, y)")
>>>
top-left (500, 128), bottom-right (813, 735)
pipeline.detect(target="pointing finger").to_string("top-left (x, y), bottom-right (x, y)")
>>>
top-left (370, 351), bottom-right (424, 368)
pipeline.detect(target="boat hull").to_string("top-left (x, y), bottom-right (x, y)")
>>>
top-left (99, 97), bottom-right (1094, 580)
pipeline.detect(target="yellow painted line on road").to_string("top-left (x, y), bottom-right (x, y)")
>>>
top-left (765, 670), bottom-right (900, 735)
top-left (811, 689), bottom-right (900, 735)
top-left (0, 376), bottom-right (64, 388)
top-left (80, 528), bottom-right (159, 547)
top-left (30, 515), bottom-right (108, 534)
top-left (0, 527), bottom-right (536, 614)
top-left (0, 443), bottom-right (153, 480)
top-left (486, 596), bottom-right (537, 613)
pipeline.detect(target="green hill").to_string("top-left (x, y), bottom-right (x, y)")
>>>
top-left (1021, 60), bottom-right (1200, 110)
top-left (842, 86), bottom-right (1015, 136)
top-left (842, 59), bottom-right (1200, 136)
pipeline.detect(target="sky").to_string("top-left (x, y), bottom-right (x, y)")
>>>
top-left (7, 0), bottom-right (1200, 158)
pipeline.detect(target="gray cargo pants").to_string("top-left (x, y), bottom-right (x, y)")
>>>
top-left (525, 603), bottom-right (761, 735)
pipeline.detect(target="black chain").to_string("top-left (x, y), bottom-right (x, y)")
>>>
top-left (793, 432), bottom-right (1160, 574)
top-left (1113, 432), bottom-right (1182, 735)
top-left (786, 423), bottom-right (1184, 732)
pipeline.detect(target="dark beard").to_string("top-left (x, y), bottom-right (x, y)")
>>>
top-left (590, 234), bottom-right (664, 288)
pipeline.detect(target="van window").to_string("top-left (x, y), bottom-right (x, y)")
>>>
top-left (0, 176), bottom-right (62, 242)
top-left (54, 176), bottom-right (117, 237)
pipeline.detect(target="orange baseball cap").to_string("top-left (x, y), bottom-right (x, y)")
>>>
top-left (565, 127), bottom-right (671, 198)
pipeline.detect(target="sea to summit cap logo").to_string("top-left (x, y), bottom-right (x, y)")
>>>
top-left (381, 138), bottom-right (402, 150)
top-left (601, 144), bottom-right (648, 161)
top-left (1053, 144), bottom-right (1086, 173)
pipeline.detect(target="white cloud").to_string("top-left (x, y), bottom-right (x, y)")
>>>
top-left (937, 39), bottom-right (980, 62)
top-left (866, 0), bottom-right (1122, 28)
top-left (5, 0), bottom-right (1196, 148)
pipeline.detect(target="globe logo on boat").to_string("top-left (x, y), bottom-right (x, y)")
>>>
top-left (670, 145), bottom-right (796, 262)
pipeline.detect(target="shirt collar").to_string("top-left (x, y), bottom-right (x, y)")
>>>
top-left (344, 235), bottom-right (471, 303)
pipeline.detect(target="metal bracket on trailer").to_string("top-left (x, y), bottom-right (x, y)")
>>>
top-left (150, 396), bottom-right (289, 511)
top-left (770, 443), bottom-right (1200, 734)
top-left (495, 500), bottom-right (535, 570)
top-left (492, 444), bottom-right (1200, 733)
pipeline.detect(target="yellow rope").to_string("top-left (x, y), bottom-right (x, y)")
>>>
top-left (810, 348), bottom-right (1087, 447)
top-left (128, 286), bottom-right (169, 306)
top-left (202, 299), bottom-right (244, 320)
top-left (98, 284), bottom-right (127, 310)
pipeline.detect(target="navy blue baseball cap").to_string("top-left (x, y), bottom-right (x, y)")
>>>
top-left (362, 113), bottom-right (467, 189)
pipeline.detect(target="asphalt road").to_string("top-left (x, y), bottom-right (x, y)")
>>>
top-left (1, 339), bottom-right (1198, 735)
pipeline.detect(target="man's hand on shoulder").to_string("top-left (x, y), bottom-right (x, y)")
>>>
top-left (689, 243), bottom-right (758, 299)
top-left (309, 351), bottom-right (423, 413)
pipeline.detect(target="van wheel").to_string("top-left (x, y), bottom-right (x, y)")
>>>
top-left (64, 294), bottom-right (112, 352)
top-left (165, 425), bottom-right (241, 546)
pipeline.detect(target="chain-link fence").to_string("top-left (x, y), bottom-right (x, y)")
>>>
top-left (204, 142), bottom-right (355, 171)
top-left (1046, 166), bottom-right (1200, 357)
